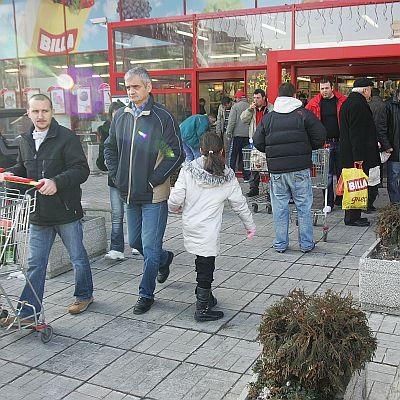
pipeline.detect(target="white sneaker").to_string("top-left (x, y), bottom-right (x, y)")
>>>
top-left (131, 248), bottom-right (140, 255)
top-left (104, 250), bottom-right (125, 260)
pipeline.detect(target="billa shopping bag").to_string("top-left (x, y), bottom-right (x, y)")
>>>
top-left (342, 162), bottom-right (368, 210)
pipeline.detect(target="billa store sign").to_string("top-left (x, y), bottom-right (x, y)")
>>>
top-left (38, 29), bottom-right (78, 55)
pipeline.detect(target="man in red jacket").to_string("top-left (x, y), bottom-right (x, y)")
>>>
top-left (306, 77), bottom-right (347, 211)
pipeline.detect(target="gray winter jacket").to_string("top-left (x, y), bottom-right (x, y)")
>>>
top-left (226, 98), bottom-right (250, 138)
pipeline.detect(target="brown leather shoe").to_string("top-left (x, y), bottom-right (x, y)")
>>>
top-left (68, 297), bottom-right (94, 315)
top-left (0, 316), bottom-right (35, 328)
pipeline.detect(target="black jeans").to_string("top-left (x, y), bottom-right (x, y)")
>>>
top-left (230, 137), bottom-right (250, 180)
top-left (249, 172), bottom-right (260, 190)
top-left (195, 255), bottom-right (216, 289)
top-left (368, 185), bottom-right (379, 208)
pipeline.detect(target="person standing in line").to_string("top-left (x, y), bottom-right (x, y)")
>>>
top-left (0, 94), bottom-right (93, 326)
top-left (226, 90), bottom-right (251, 182)
top-left (216, 96), bottom-right (232, 161)
top-left (385, 88), bottom-right (400, 203)
top-left (168, 132), bottom-right (255, 322)
top-left (254, 83), bottom-right (326, 253)
top-left (240, 88), bottom-right (273, 197)
top-left (306, 77), bottom-right (347, 211)
top-left (104, 67), bottom-right (184, 315)
top-left (199, 98), bottom-right (207, 115)
top-left (96, 101), bottom-right (140, 260)
top-left (339, 78), bottom-right (381, 227)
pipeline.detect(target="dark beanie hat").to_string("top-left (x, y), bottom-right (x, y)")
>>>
top-left (353, 78), bottom-right (374, 88)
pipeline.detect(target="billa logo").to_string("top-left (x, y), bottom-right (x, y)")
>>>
top-left (38, 29), bottom-right (77, 55)
top-left (347, 177), bottom-right (368, 193)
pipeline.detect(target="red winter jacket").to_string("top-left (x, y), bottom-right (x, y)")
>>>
top-left (306, 91), bottom-right (347, 122)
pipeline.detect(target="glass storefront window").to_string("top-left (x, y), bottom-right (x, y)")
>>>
top-left (153, 92), bottom-right (192, 123)
top-left (258, 0), bottom-right (299, 6)
top-left (196, 12), bottom-right (291, 67)
top-left (246, 69), bottom-right (267, 97)
top-left (113, 21), bottom-right (193, 72)
top-left (186, 0), bottom-right (255, 14)
top-left (117, 74), bottom-right (191, 90)
top-left (0, 60), bottom-right (20, 109)
top-left (295, 2), bottom-right (400, 48)
top-left (0, 1), bottom-right (17, 60)
top-left (118, 0), bottom-right (184, 20)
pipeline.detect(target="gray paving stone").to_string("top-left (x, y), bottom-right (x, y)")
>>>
top-left (89, 351), bottom-right (180, 397)
top-left (337, 255), bottom-right (362, 270)
top-left (64, 383), bottom-right (141, 399)
top-left (147, 362), bottom-right (241, 399)
top-left (264, 277), bottom-right (321, 296)
top-left (134, 325), bottom-right (210, 361)
top-left (221, 244), bottom-right (266, 259)
top-left (297, 252), bottom-right (343, 267)
top-left (45, 286), bottom-right (85, 307)
top-left (0, 359), bottom-right (30, 386)
top-left (219, 312), bottom-right (261, 341)
top-left (91, 270), bottom-right (133, 291)
top-left (215, 256), bottom-right (252, 272)
top-left (241, 259), bottom-right (292, 277)
top-left (282, 263), bottom-right (333, 282)
top-left (213, 287), bottom-right (258, 311)
top-left (220, 232), bottom-right (246, 246)
top-left (39, 341), bottom-right (124, 380)
top-left (326, 268), bottom-right (358, 286)
top-left (156, 281), bottom-right (197, 303)
top-left (0, 369), bottom-right (81, 400)
top-left (105, 258), bottom-right (144, 276)
top-left (223, 374), bottom-right (254, 400)
top-left (173, 252), bottom-right (196, 266)
top-left (242, 293), bottom-right (282, 315)
top-left (87, 290), bottom-right (138, 317)
top-left (220, 272), bottom-right (276, 293)
top-left (367, 381), bottom-right (392, 400)
top-left (186, 335), bottom-right (261, 373)
top-left (84, 317), bottom-right (160, 349)
top-left (0, 334), bottom-right (76, 367)
top-left (367, 362), bottom-right (397, 384)
top-left (259, 248), bottom-right (302, 263)
top-left (312, 241), bottom-right (353, 255)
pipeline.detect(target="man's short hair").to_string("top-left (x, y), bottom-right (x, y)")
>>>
top-left (320, 77), bottom-right (333, 87)
top-left (124, 67), bottom-right (151, 86)
top-left (278, 82), bottom-right (295, 97)
top-left (221, 96), bottom-right (231, 105)
top-left (371, 87), bottom-right (381, 97)
top-left (253, 88), bottom-right (266, 97)
top-left (28, 94), bottom-right (53, 109)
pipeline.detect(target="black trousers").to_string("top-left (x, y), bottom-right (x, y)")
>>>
top-left (230, 137), bottom-right (250, 180)
top-left (368, 185), bottom-right (379, 208)
top-left (195, 255), bottom-right (216, 289)
top-left (249, 172), bottom-right (260, 190)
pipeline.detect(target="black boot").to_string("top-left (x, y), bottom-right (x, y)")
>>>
top-left (195, 287), bottom-right (217, 308)
top-left (194, 287), bottom-right (224, 322)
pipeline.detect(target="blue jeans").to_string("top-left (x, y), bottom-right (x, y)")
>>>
top-left (109, 186), bottom-right (125, 253)
top-left (269, 169), bottom-right (314, 251)
top-left (387, 161), bottom-right (400, 203)
top-left (19, 220), bottom-right (93, 318)
top-left (126, 201), bottom-right (169, 299)
top-left (327, 141), bottom-right (342, 207)
top-left (183, 142), bottom-right (201, 162)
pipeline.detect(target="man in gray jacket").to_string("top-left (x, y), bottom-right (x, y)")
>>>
top-left (226, 89), bottom-right (250, 181)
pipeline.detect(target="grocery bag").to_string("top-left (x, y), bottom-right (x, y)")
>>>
top-left (342, 162), bottom-right (368, 210)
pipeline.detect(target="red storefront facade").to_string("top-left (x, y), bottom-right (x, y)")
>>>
top-left (107, 0), bottom-right (400, 121)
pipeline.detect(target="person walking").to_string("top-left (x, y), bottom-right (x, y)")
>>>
top-left (168, 132), bottom-right (255, 322)
top-left (104, 67), bottom-right (184, 315)
top-left (306, 77), bottom-right (347, 211)
top-left (339, 78), bottom-right (381, 226)
top-left (254, 83), bottom-right (326, 253)
top-left (0, 94), bottom-right (93, 325)
top-left (385, 88), bottom-right (400, 203)
top-left (240, 88), bottom-right (273, 197)
top-left (226, 90), bottom-right (251, 182)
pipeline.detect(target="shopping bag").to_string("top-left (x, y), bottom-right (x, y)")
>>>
top-left (342, 162), bottom-right (368, 210)
top-left (336, 174), bottom-right (344, 196)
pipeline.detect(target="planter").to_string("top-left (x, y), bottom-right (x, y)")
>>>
top-left (359, 238), bottom-right (400, 315)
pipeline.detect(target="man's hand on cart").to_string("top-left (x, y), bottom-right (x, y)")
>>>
top-left (0, 171), bottom-right (14, 182)
top-left (37, 179), bottom-right (57, 196)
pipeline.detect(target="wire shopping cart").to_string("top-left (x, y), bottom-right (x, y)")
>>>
top-left (242, 147), bottom-right (272, 214)
top-left (0, 174), bottom-right (53, 343)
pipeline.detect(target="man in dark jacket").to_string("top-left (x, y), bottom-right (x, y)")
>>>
top-left (0, 94), bottom-right (93, 326)
top-left (306, 77), bottom-right (347, 210)
top-left (339, 78), bottom-right (381, 226)
top-left (254, 83), bottom-right (326, 253)
top-left (104, 67), bottom-right (184, 315)
top-left (385, 88), bottom-right (400, 203)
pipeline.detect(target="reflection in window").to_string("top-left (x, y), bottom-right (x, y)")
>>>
top-left (119, 0), bottom-right (183, 20)
top-left (196, 12), bottom-right (291, 67)
top-left (0, 1), bottom-right (17, 59)
top-left (153, 92), bottom-right (192, 123)
top-left (186, 0), bottom-right (255, 14)
top-left (295, 2), bottom-right (400, 48)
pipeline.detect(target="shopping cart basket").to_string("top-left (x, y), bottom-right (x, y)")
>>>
top-left (0, 174), bottom-right (53, 343)
top-left (242, 147), bottom-right (272, 214)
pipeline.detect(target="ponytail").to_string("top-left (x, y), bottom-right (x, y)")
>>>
top-left (200, 132), bottom-right (225, 176)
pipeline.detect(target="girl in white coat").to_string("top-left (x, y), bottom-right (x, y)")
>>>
top-left (168, 132), bottom-right (256, 322)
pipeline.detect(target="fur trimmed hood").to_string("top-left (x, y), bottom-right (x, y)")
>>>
top-left (184, 156), bottom-right (235, 187)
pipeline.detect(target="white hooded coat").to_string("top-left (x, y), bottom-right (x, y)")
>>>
top-left (168, 157), bottom-right (255, 257)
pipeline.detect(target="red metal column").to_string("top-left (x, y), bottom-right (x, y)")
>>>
top-left (267, 52), bottom-right (281, 103)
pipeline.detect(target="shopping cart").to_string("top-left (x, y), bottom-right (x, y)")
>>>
top-left (0, 174), bottom-right (53, 343)
top-left (242, 147), bottom-right (272, 214)
top-left (292, 147), bottom-right (330, 241)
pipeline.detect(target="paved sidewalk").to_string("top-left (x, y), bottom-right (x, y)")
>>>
top-left (0, 173), bottom-right (399, 400)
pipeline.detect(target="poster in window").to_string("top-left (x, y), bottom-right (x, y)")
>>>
top-left (50, 89), bottom-right (65, 114)
top-left (77, 87), bottom-right (92, 114)
top-left (103, 89), bottom-right (111, 113)
top-left (4, 90), bottom-right (17, 109)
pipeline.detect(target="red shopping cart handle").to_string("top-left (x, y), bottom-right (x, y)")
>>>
top-left (4, 176), bottom-right (44, 188)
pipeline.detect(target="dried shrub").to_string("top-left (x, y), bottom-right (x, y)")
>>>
top-left (248, 290), bottom-right (377, 400)
top-left (375, 203), bottom-right (400, 259)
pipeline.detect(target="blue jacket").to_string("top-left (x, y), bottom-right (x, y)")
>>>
top-left (179, 114), bottom-right (209, 149)
top-left (104, 94), bottom-right (184, 204)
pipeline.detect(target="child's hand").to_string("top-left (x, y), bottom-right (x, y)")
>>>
top-left (246, 228), bottom-right (256, 240)
top-left (168, 205), bottom-right (182, 214)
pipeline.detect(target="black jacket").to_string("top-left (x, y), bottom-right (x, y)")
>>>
top-left (253, 102), bottom-right (326, 173)
top-left (104, 94), bottom-right (184, 204)
top-left (386, 95), bottom-right (400, 162)
top-left (6, 119), bottom-right (90, 226)
top-left (96, 120), bottom-right (115, 188)
top-left (369, 95), bottom-right (391, 151)
top-left (339, 92), bottom-right (380, 171)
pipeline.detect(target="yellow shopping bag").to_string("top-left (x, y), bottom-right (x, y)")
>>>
top-left (342, 162), bottom-right (368, 210)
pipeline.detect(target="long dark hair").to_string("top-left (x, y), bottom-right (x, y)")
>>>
top-left (200, 132), bottom-right (225, 176)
